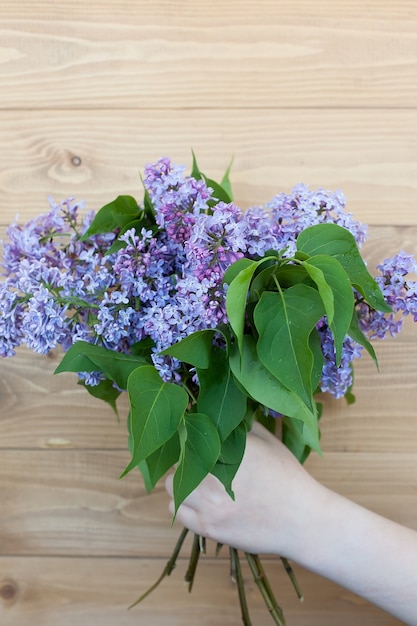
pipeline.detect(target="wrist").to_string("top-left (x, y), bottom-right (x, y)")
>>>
top-left (267, 469), bottom-right (330, 560)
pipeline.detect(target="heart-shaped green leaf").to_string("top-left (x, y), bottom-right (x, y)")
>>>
top-left (303, 254), bottom-right (354, 365)
top-left (138, 432), bottom-right (181, 492)
top-left (160, 329), bottom-right (216, 369)
top-left (254, 285), bottom-right (325, 408)
top-left (122, 365), bottom-right (188, 476)
top-left (211, 422), bottom-right (247, 498)
top-left (173, 412), bottom-right (221, 512)
top-left (229, 336), bottom-right (321, 453)
top-left (55, 341), bottom-right (148, 390)
top-left (82, 195), bottom-right (140, 239)
top-left (225, 256), bottom-right (275, 355)
top-left (77, 378), bottom-right (121, 415)
top-left (297, 223), bottom-right (391, 312)
top-left (348, 309), bottom-right (378, 367)
top-left (197, 346), bottom-right (247, 441)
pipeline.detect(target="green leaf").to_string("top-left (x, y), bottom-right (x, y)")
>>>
top-left (106, 218), bottom-right (156, 255)
top-left (77, 378), bottom-right (121, 415)
top-left (303, 255), bottom-right (354, 365)
top-left (254, 285), bottom-right (325, 408)
top-left (122, 365), bottom-right (188, 476)
top-left (211, 422), bottom-right (247, 498)
top-left (229, 336), bottom-right (321, 453)
top-left (190, 152), bottom-right (234, 200)
top-left (138, 432), bottom-right (181, 492)
top-left (296, 223), bottom-right (391, 313)
top-left (225, 256), bottom-right (275, 355)
top-left (54, 341), bottom-right (148, 390)
top-left (191, 150), bottom-right (203, 180)
top-left (220, 157), bottom-right (234, 201)
top-left (222, 257), bottom-right (255, 287)
top-left (203, 175), bottom-right (233, 205)
top-left (255, 410), bottom-right (279, 435)
top-left (270, 264), bottom-right (310, 289)
top-left (173, 412), bottom-right (221, 512)
top-left (143, 186), bottom-right (156, 221)
top-left (302, 259), bottom-right (335, 324)
top-left (282, 401), bottom-right (323, 464)
top-left (309, 328), bottom-right (325, 393)
top-left (130, 337), bottom-right (155, 358)
top-left (247, 262), bottom-right (309, 305)
top-left (81, 195), bottom-right (140, 239)
top-left (197, 346), bottom-right (247, 441)
top-left (348, 309), bottom-right (378, 367)
top-left (160, 329), bottom-right (216, 369)
top-left (281, 416), bottom-right (315, 464)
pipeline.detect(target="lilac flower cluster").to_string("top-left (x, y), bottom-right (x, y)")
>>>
top-left (357, 251), bottom-right (417, 339)
top-left (318, 325), bottom-right (363, 399)
top-left (266, 183), bottom-right (368, 256)
top-left (1, 157), bottom-right (416, 401)
top-left (0, 197), bottom-right (117, 359)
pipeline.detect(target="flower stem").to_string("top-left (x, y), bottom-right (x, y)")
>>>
top-left (184, 533), bottom-right (201, 592)
top-left (245, 553), bottom-right (286, 626)
top-left (230, 548), bottom-right (253, 626)
top-left (280, 557), bottom-right (304, 602)
top-left (128, 526), bottom-right (189, 609)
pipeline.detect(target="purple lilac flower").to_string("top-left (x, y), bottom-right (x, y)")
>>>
top-left (21, 284), bottom-right (70, 354)
top-left (113, 228), bottom-right (176, 302)
top-left (266, 184), bottom-right (368, 256)
top-left (184, 202), bottom-right (247, 325)
top-left (0, 282), bottom-right (25, 356)
top-left (357, 251), bottom-right (417, 339)
top-left (240, 206), bottom-right (282, 257)
top-left (318, 325), bottom-right (363, 398)
top-left (144, 157), bottom-right (213, 244)
top-left (2, 158), bottom-right (415, 399)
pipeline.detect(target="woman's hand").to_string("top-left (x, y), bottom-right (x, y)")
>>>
top-left (165, 421), bottom-right (322, 557)
top-left (166, 421), bottom-right (417, 623)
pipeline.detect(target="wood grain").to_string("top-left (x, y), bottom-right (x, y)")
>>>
top-left (0, 556), bottom-right (403, 626)
top-left (1, 1), bottom-right (417, 109)
top-left (1, 109), bottom-right (417, 225)
top-left (1, 449), bottom-right (416, 557)
top-left (1, 336), bottom-right (417, 452)
top-left (1, 1), bottom-right (417, 623)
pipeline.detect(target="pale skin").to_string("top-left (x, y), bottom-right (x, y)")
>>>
top-left (165, 422), bottom-right (417, 624)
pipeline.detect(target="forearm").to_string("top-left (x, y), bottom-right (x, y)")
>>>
top-left (167, 426), bottom-right (417, 623)
top-left (286, 485), bottom-right (417, 624)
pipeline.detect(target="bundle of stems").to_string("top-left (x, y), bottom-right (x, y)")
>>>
top-left (129, 527), bottom-right (304, 625)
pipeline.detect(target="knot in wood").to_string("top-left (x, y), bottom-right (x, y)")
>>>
top-left (0, 579), bottom-right (18, 603)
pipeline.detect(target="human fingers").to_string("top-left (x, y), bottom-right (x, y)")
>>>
top-left (165, 471), bottom-right (224, 512)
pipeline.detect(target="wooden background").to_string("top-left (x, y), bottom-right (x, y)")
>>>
top-left (1, 1), bottom-right (417, 624)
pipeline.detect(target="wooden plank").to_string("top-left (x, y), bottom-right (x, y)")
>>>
top-left (2, 0), bottom-right (417, 25)
top-left (306, 452), bottom-right (417, 534)
top-left (0, 346), bottom-right (130, 449)
top-left (1, 449), bottom-right (416, 557)
top-left (0, 448), bottom-right (174, 557)
top-left (1, 1), bottom-right (417, 109)
top-left (0, 220), bottom-right (416, 451)
top-left (1, 339), bottom-right (417, 451)
top-left (1, 109), bottom-right (417, 225)
top-left (0, 556), bottom-right (402, 626)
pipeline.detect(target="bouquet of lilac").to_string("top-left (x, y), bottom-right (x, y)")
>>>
top-left (1, 155), bottom-right (417, 625)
